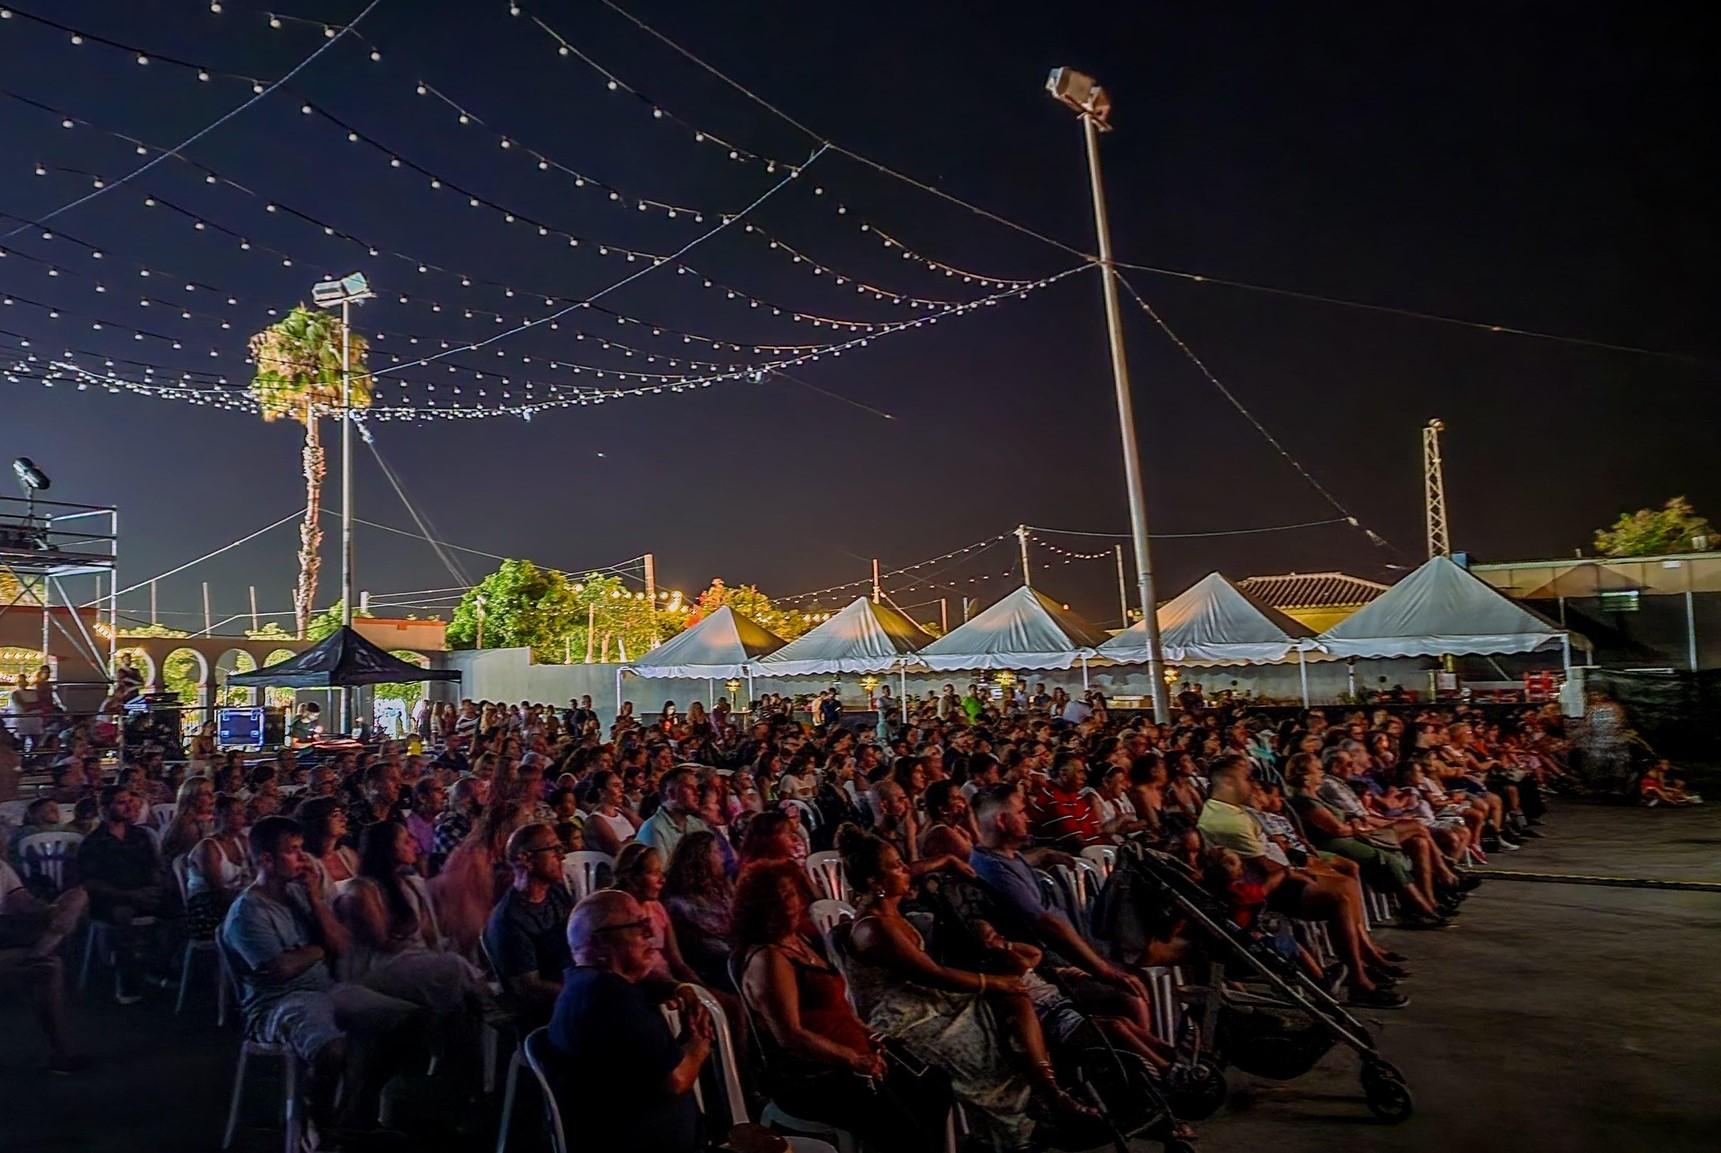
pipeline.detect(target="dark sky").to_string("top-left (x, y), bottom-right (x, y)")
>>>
top-left (3, 1), bottom-right (1716, 633)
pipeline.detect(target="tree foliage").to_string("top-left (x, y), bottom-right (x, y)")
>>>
top-left (447, 561), bottom-right (581, 659)
top-left (247, 304), bottom-right (373, 641)
top-left (1593, 496), bottom-right (1715, 558)
top-left (686, 578), bottom-right (812, 640)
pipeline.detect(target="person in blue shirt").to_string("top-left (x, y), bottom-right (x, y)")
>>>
top-left (548, 889), bottom-right (713, 1153)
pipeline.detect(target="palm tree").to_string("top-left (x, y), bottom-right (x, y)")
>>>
top-left (247, 304), bottom-right (372, 639)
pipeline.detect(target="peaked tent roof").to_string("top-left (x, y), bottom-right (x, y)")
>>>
top-left (756, 596), bottom-right (932, 676)
top-left (1100, 572), bottom-right (1318, 666)
top-left (1318, 554), bottom-right (1586, 659)
top-left (228, 626), bottom-right (461, 688)
top-left (917, 585), bottom-right (1111, 671)
top-left (627, 604), bottom-right (786, 679)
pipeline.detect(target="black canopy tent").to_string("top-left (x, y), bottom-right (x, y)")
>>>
top-left (228, 626), bottom-right (461, 688)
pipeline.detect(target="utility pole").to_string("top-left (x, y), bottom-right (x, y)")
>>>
top-left (313, 272), bottom-right (373, 731)
top-left (1047, 67), bottom-right (1169, 720)
top-left (1015, 525), bottom-right (1032, 587)
top-left (585, 600), bottom-right (596, 663)
top-left (475, 594), bottom-right (486, 649)
top-left (1114, 545), bottom-right (1129, 628)
top-left (202, 581), bottom-right (212, 636)
top-left (249, 586), bottom-right (259, 633)
top-left (1423, 419), bottom-right (1451, 558)
top-left (940, 598), bottom-right (949, 634)
top-left (872, 558), bottom-right (882, 604)
top-left (149, 579), bottom-right (157, 627)
top-left (642, 553), bottom-right (659, 648)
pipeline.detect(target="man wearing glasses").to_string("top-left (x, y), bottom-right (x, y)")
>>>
top-left (548, 889), bottom-right (713, 1153)
top-left (482, 823), bottom-right (575, 1025)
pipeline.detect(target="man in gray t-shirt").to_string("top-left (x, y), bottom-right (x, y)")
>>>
top-left (221, 816), bottom-right (418, 1136)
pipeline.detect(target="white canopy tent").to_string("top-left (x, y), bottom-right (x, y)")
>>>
top-left (616, 605), bottom-right (786, 709)
top-left (916, 585), bottom-right (1112, 678)
top-left (1100, 571), bottom-right (1324, 704)
top-left (755, 596), bottom-right (933, 719)
top-left (1318, 555), bottom-right (1589, 666)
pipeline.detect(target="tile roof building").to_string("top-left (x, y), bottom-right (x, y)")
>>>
top-left (1234, 571), bottom-right (1390, 633)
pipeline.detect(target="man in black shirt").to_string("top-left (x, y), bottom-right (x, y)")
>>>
top-left (549, 889), bottom-right (711, 1153)
top-left (482, 822), bottom-right (573, 1024)
top-left (75, 785), bottom-right (170, 1002)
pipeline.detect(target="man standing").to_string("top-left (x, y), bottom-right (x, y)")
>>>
top-left (635, 768), bottom-right (710, 863)
top-left (549, 890), bottom-right (712, 1153)
top-left (482, 823), bottom-right (574, 1026)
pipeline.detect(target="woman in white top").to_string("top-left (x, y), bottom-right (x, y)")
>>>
top-left (185, 795), bottom-right (250, 936)
top-left (297, 797), bottom-right (359, 894)
top-left (335, 821), bottom-right (487, 1013)
top-left (1084, 764), bottom-right (1146, 836)
top-left (582, 769), bottom-right (639, 856)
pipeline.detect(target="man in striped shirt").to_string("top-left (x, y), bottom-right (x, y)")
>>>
top-left (1026, 751), bottom-right (1104, 849)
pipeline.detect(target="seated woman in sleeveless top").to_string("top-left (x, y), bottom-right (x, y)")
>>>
top-left (735, 861), bottom-right (949, 1153)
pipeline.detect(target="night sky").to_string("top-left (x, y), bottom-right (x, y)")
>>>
top-left (3, 1), bottom-right (1716, 633)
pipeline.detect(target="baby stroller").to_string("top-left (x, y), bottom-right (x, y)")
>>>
top-left (1095, 841), bottom-right (1414, 1123)
top-left (914, 871), bottom-right (1196, 1153)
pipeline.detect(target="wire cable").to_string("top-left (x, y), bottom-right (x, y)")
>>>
top-left (0, 0), bottom-right (383, 240)
top-left (91, 508), bottom-right (305, 603)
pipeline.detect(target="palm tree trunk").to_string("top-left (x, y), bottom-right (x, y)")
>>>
top-left (296, 408), bottom-right (325, 639)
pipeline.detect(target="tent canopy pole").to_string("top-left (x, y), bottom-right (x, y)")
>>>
top-left (1297, 647), bottom-right (1310, 708)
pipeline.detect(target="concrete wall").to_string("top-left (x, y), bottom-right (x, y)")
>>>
top-left (439, 647), bottom-right (1438, 728)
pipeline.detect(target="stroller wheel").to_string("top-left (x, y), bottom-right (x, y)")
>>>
top-left (1362, 1060), bottom-right (1414, 1123)
top-left (1165, 1058), bottom-right (1228, 1121)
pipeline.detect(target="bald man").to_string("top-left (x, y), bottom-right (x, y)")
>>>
top-left (549, 891), bottom-right (713, 1153)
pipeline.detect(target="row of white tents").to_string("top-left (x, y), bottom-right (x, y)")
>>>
top-left (618, 555), bottom-right (1589, 710)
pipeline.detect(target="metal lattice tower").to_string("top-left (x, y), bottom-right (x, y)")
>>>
top-left (1423, 419), bottom-right (1450, 558)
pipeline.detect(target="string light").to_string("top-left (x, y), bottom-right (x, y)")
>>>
top-left (1029, 534), bottom-right (1112, 562)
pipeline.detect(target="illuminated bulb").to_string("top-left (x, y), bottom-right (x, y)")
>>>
top-left (198, 70), bottom-right (209, 81)
top-left (137, 54), bottom-right (149, 65)
top-left (369, 50), bottom-right (381, 61)
top-left (252, 82), bottom-right (264, 94)
top-left (537, 159), bottom-right (548, 170)
top-left (416, 84), bottom-right (427, 95)
top-left (33, 164), bottom-right (44, 176)
top-left (323, 25), bottom-right (335, 38)
top-left (458, 114), bottom-right (469, 124)
top-left (71, 34), bottom-right (83, 44)
top-left (61, 118), bottom-right (74, 129)
top-left (210, 1), bottom-right (222, 10)
top-left (269, 14), bottom-right (282, 28)
top-left (606, 79), bottom-right (618, 90)
top-left (347, 131), bottom-right (358, 142)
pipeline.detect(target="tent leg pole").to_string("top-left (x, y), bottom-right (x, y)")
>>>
top-left (1298, 648), bottom-right (1310, 708)
top-left (1081, 657), bottom-right (1090, 691)
top-left (615, 668), bottom-right (623, 722)
top-left (709, 679), bottom-right (715, 708)
top-left (900, 666), bottom-right (908, 723)
top-left (746, 671), bottom-right (754, 710)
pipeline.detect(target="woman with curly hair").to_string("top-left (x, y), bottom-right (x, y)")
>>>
top-left (662, 831), bottom-right (734, 989)
top-left (734, 861), bottom-right (949, 1153)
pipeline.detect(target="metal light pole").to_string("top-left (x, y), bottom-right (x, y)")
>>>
top-left (312, 272), bottom-right (374, 734)
top-left (1047, 67), bottom-right (1169, 721)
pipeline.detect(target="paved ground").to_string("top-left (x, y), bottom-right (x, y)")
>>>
top-left (4, 801), bottom-right (1719, 1152)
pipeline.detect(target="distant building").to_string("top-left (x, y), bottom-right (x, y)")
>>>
top-left (1235, 571), bottom-right (1389, 633)
top-left (1470, 552), bottom-right (1721, 671)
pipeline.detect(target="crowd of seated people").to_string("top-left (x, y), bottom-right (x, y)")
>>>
top-left (0, 683), bottom-right (1588, 1151)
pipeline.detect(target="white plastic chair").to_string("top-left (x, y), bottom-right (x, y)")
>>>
top-left (803, 850), bottom-right (848, 903)
top-left (520, 1027), bottom-right (569, 1153)
top-left (151, 802), bottom-right (178, 831)
top-left (171, 853), bottom-right (231, 1024)
top-left (16, 830), bottom-right (83, 894)
top-left (561, 850), bottom-right (614, 901)
top-left (218, 939), bottom-right (304, 1153)
top-left (808, 898), bottom-right (855, 936)
top-left (1143, 965), bottom-right (1181, 1042)
top-left (683, 984), bottom-right (839, 1153)
top-left (1080, 844), bottom-right (1118, 883)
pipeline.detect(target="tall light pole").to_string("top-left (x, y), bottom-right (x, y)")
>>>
top-left (1046, 67), bottom-right (1169, 721)
top-left (312, 272), bottom-right (375, 733)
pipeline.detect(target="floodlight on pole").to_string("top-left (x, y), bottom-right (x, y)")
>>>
top-left (1045, 67), bottom-right (1169, 722)
top-left (312, 271), bottom-right (372, 733)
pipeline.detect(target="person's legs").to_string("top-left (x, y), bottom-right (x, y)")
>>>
top-left (329, 981), bottom-right (425, 1126)
top-left (258, 992), bottom-right (349, 1131)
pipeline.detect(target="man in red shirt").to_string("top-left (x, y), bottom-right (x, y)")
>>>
top-left (1027, 751), bottom-right (1104, 849)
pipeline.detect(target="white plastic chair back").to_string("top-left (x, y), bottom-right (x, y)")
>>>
top-left (0, 798), bottom-right (34, 825)
top-left (781, 797), bottom-right (819, 831)
top-left (808, 899), bottom-right (855, 936)
top-left (686, 984), bottom-right (749, 1125)
top-left (803, 850), bottom-right (847, 903)
top-left (152, 802), bottom-right (178, 831)
top-left (17, 830), bottom-right (83, 892)
top-left (1080, 844), bottom-right (1117, 883)
top-left (520, 1027), bottom-right (570, 1153)
top-left (172, 852), bottom-right (192, 903)
top-left (561, 850), bottom-right (614, 901)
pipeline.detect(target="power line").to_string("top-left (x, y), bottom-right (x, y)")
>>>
top-left (0, 0), bottom-right (384, 239)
